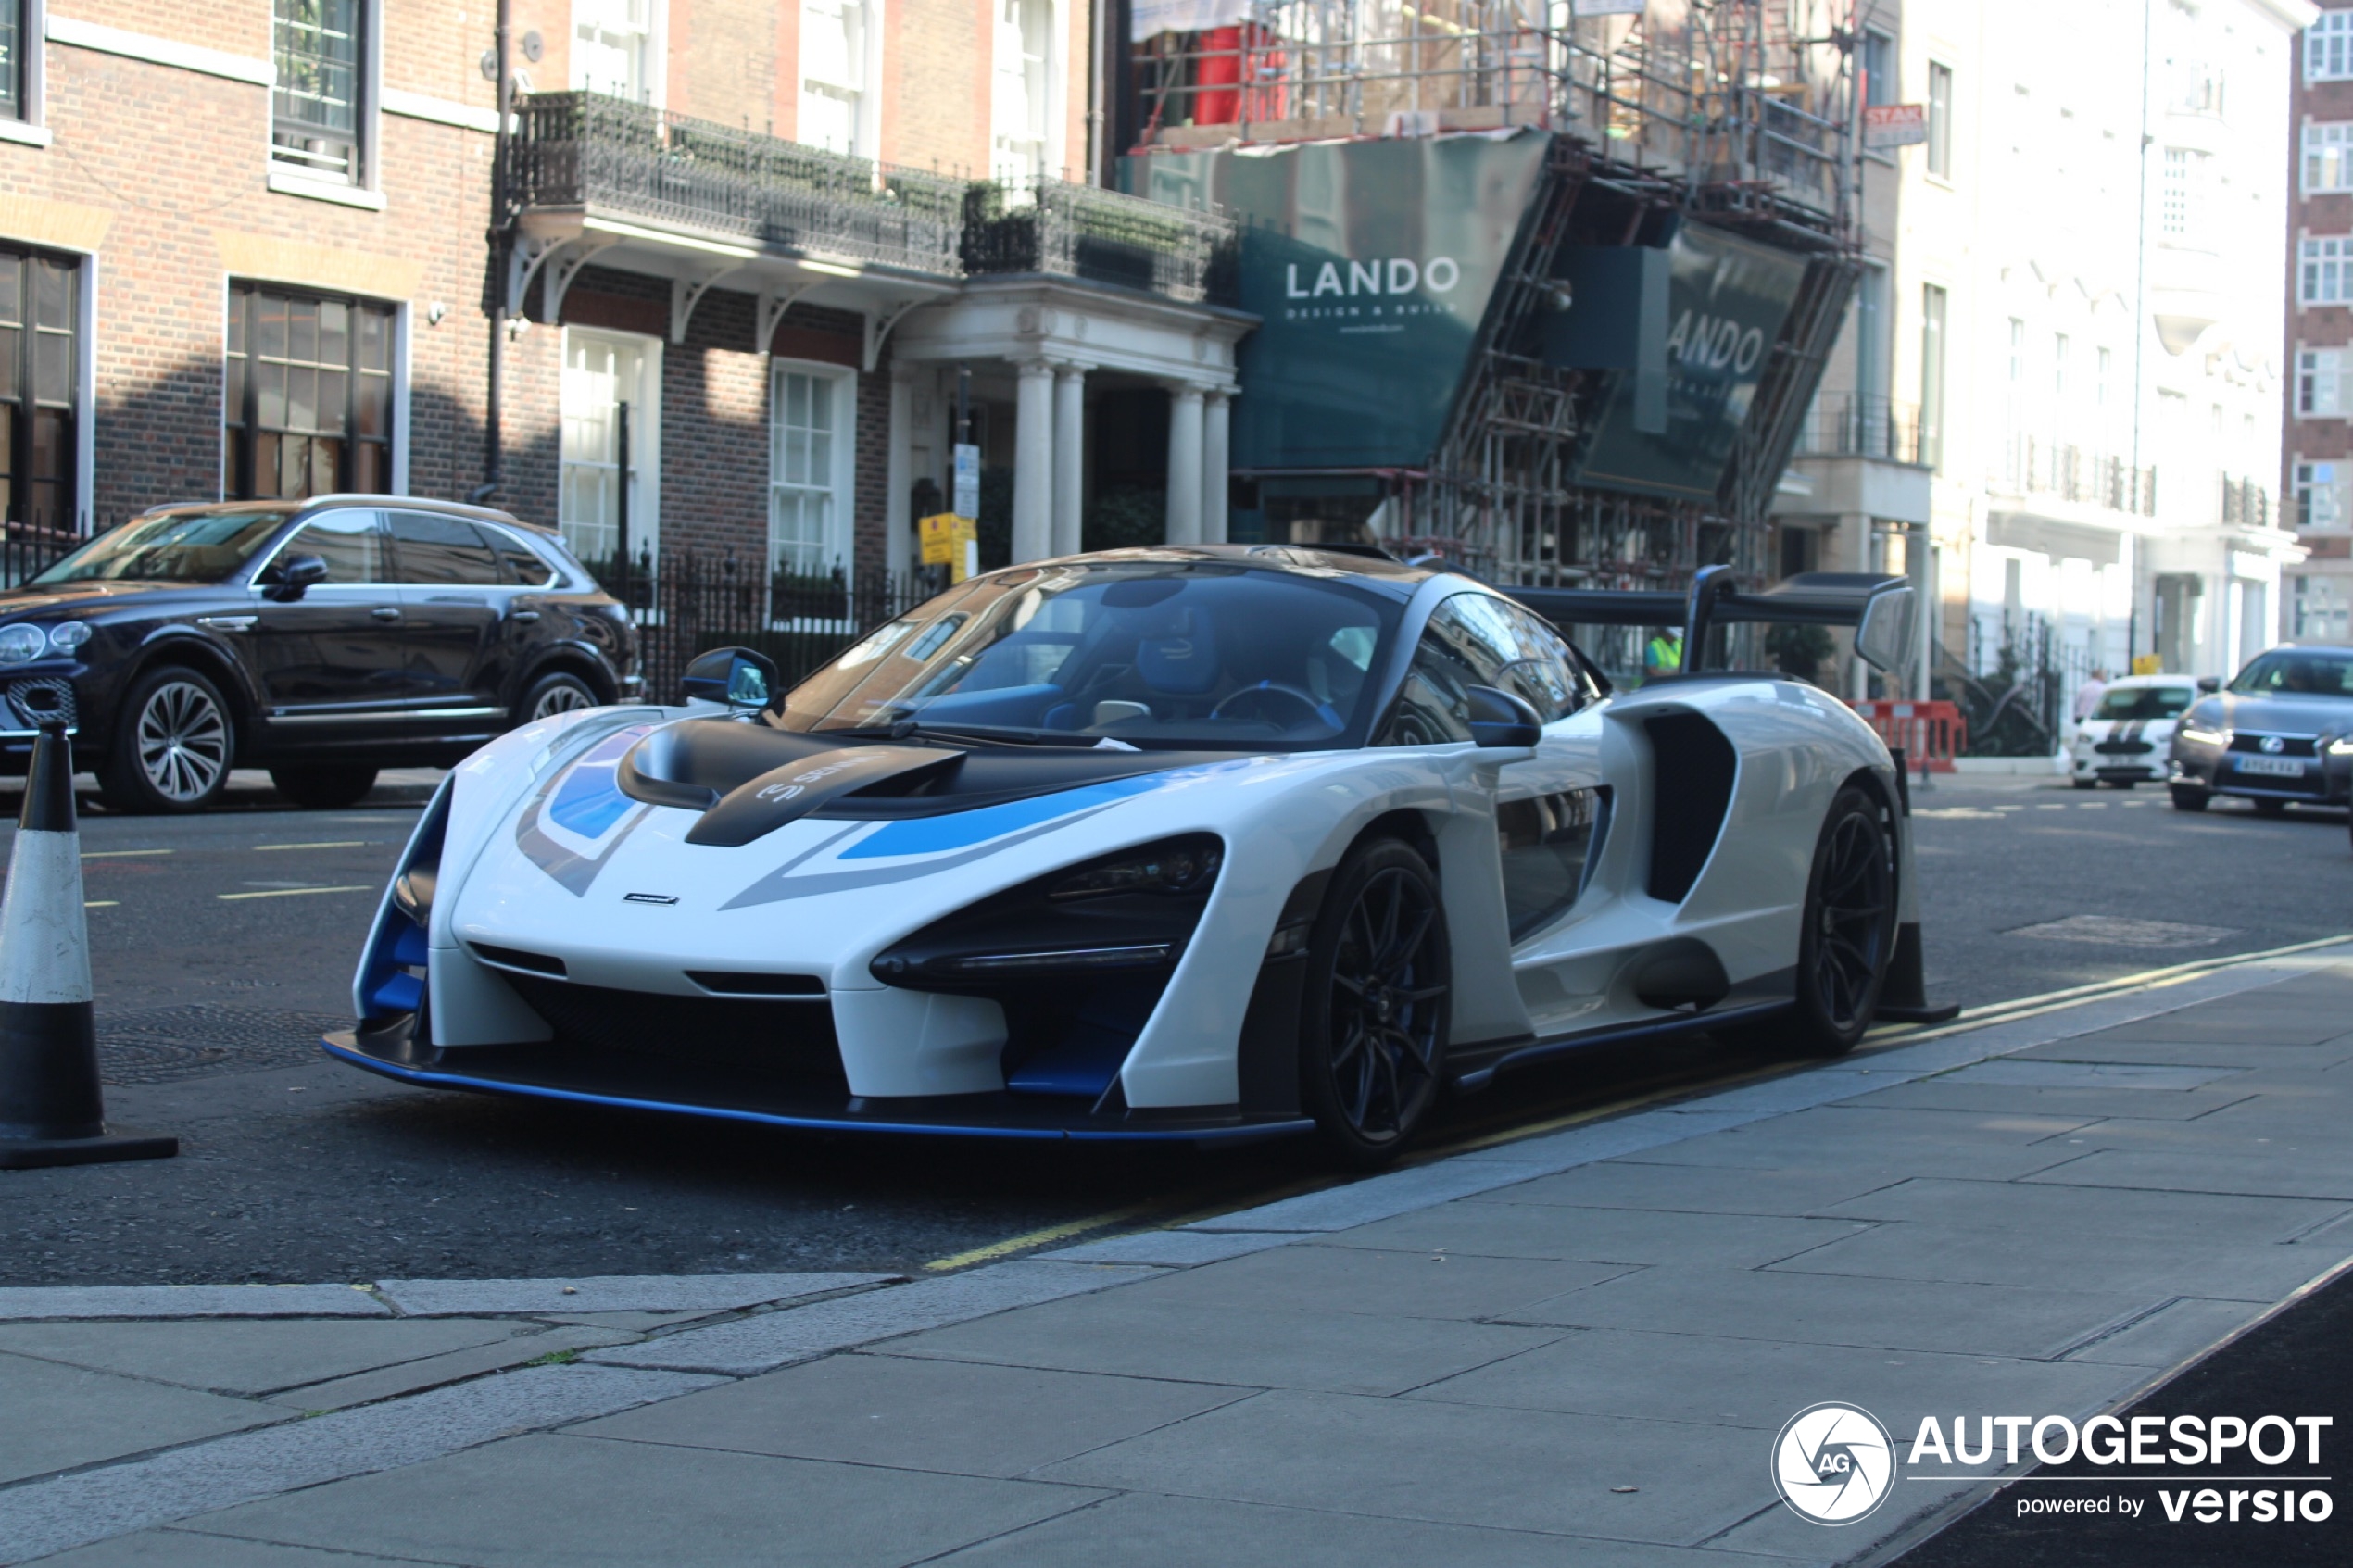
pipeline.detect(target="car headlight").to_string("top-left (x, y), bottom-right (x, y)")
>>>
top-left (0, 624), bottom-right (45, 663)
top-left (2178, 725), bottom-right (2226, 746)
top-left (1050, 836), bottom-right (1224, 900)
top-left (44, 622), bottom-right (90, 657)
top-left (2330, 736), bottom-right (2353, 758)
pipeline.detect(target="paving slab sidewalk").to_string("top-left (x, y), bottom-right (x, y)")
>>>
top-left (4, 949), bottom-right (2351, 1566)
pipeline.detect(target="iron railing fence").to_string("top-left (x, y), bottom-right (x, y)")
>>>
top-left (510, 93), bottom-right (970, 276)
top-left (1791, 395), bottom-right (1930, 467)
top-left (2220, 473), bottom-right (2274, 529)
top-left (963, 179), bottom-right (1239, 306)
top-left (0, 526), bottom-right (79, 589)
top-left (1992, 438), bottom-right (2159, 517)
top-left (585, 553), bottom-right (935, 704)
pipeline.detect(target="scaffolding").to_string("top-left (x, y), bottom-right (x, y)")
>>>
top-left (1129, 1), bottom-right (1864, 596)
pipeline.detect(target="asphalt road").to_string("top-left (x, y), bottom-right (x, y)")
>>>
top-left (0, 768), bottom-right (2347, 1288)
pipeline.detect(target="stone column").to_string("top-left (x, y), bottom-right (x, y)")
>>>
top-left (886, 362), bottom-right (915, 583)
top-left (1202, 389), bottom-right (1232, 545)
top-left (1164, 383), bottom-right (1206, 545)
top-left (1012, 358), bottom-right (1056, 564)
top-left (1053, 363), bottom-right (1087, 558)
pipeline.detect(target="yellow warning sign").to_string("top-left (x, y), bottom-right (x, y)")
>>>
top-left (920, 513), bottom-right (978, 583)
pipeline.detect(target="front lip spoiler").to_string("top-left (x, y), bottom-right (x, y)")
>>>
top-left (321, 1033), bottom-right (1313, 1145)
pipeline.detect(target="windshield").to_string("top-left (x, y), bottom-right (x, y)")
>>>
top-left (2225, 649), bottom-right (2353, 698)
top-left (776, 560), bottom-right (1403, 749)
top-left (30, 511), bottom-right (289, 585)
top-left (2094, 685), bottom-right (2194, 721)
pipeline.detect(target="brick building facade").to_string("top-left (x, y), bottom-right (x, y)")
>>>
top-left (0, 0), bottom-right (1243, 596)
top-left (2292, 1), bottom-right (2353, 642)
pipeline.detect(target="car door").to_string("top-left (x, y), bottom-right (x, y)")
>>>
top-left (384, 510), bottom-right (509, 726)
top-left (245, 510), bottom-right (412, 717)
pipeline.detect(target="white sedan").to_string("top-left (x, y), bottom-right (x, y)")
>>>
top-left (2070, 674), bottom-right (2197, 789)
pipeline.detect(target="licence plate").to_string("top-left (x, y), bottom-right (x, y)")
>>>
top-left (2235, 755), bottom-right (2306, 778)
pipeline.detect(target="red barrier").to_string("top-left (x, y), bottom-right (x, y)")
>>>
top-left (1850, 699), bottom-right (1966, 773)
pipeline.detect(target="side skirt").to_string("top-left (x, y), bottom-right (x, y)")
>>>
top-left (1446, 997), bottom-right (1798, 1093)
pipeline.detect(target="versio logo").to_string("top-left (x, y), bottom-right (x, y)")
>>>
top-left (1773, 1403), bottom-right (1897, 1525)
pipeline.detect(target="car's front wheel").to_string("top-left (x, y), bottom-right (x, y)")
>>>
top-left (1298, 838), bottom-right (1451, 1166)
top-left (270, 765), bottom-right (379, 809)
top-left (521, 671), bottom-right (600, 722)
top-left (2170, 784), bottom-right (2209, 812)
top-left (99, 666), bottom-right (234, 813)
top-left (1780, 784), bottom-right (1896, 1057)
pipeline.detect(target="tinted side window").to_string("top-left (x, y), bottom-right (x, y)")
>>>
top-left (1428, 594), bottom-right (1578, 722)
top-left (1378, 629), bottom-right (1479, 746)
top-left (283, 511), bottom-right (385, 584)
top-left (388, 512), bottom-right (503, 585)
top-left (486, 527), bottom-right (558, 587)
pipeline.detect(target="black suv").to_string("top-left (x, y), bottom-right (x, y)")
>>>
top-left (0, 496), bottom-right (638, 811)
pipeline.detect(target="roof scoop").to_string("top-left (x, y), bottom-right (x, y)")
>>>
top-left (615, 720), bottom-right (965, 843)
top-left (685, 746), bottom-right (963, 846)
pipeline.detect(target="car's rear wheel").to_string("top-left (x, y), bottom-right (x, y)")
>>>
top-left (1299, 838), bottom-right (1451, 1166)
top-left (522, 671), bottom-right (599, 722)
top-left (99, 667), bottom-right (233, 813)
top-left (270, 765), bottom-right (379, 809)
top-left (1780, 784), bottom-right (1896, 1058)
top-left (2170, 784), bottom-right (2209, 812)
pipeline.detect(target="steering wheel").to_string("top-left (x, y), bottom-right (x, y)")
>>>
top-left (1210, 683), bottom-right (1327, 726)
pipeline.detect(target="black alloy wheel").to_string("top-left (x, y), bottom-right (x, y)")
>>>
top-left (1782, 784), bottom-right (1896, 1057)
top-left (1299, 838), bottom-right (1452, 1165)
top-left (270, 765), bottom-right (379, 809)
top-left (2170, 784), bottom-right (2210, 812)
top-left (522, 671), bottom-right (599, 722)
top-left (99, 666), bottom-right (234, 813)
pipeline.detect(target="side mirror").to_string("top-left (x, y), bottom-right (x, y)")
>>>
top-left (263, 553), bottom-right (329, 602)
top-left (1465, 684), bottom-right (1543, 748)
top-left (1853, 584), bottom-right (1919, 680)
top-left (680, 646), bottom-right (779, 713)
top-left (2196, 675), bottom-right (2221, 693)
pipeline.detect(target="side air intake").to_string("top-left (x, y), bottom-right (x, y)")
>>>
top-left (1644, 712), bottom-right (1736, 904)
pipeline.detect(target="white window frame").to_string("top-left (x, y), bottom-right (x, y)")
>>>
top-left (1925, 60), bottom-right (1953, 182)
top-left (991, 0), bottom-right (1057, 184)
top-left (2296, 459), bottom-right (2346, 530)
top-left (799, 0), bottom-right (884, 158)
top-left (0, 0), bottom-right (49, 145)
top-left (267, 0), bottom-right (382, 202)
top-left (2307, 122), bottom-right (2353, 194)
top-left (559, 326), bottom-right (662, 571)
top-left (572, 0), bottom-right (665, 107)
top-left (767, 358), bottom-right (856, 585)
top-left (2311, 11), bottom-right (2353, 83)
top-left (2303, 236), bottom-right (2353, 307)
top-left (2297, 348), bottom-right (2347, 418)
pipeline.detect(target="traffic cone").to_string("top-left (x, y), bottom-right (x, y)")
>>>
top-left (0, 721), bottom-right (174, 1168)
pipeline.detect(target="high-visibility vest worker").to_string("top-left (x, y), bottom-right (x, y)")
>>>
top-left (1643, 631), bottom-right (1683, 684)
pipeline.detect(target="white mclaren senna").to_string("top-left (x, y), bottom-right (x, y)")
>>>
top-left (331, 546), bottom-right (1953, 1162)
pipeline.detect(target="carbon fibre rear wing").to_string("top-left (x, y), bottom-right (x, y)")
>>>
top-left (1505, 566), bottom-right (1918, 677)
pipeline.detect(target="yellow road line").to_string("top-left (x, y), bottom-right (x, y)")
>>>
top-left (921, 1198), bottom-right (1174, 1273)
top-left (254, 841), bottom-right (375, 851)
top-left (216, 884), bottom-right (373, 901)
top-left (81, 849), bottom-right (171, 859)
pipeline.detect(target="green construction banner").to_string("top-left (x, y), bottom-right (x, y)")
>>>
top-left (1573, 223), bottom-right (1810, 503)
top-left (1123, 133), bottom-right (1553, 470)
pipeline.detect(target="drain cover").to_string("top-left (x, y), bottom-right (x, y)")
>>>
top-left (2002, 915), bottom-right (2236, 947)
top-left (97, 1006), bottom-right (346, 1085)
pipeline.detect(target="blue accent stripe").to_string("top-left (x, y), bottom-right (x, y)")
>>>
top-left (840, 772), bottom-right (1183, 859)
top-left (319, 1037), bottom-right (1312, 1145)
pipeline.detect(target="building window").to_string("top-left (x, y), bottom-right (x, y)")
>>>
top-left (2298, 349), bottom-right (2346, 417)
top-left (0, 246), bottom-right (78, 533)
top-left (223, 283), bottom-right (394, 500)
top-left (2303, 237), bottom-right (2353, 306)
top-left (1926, 61), bottom-right (1953, 179)
top-left (2160, 147), bottom-right (2211, 240)
top-left (2308, 123), bottom-right (2353, 194)
top-left (573, 0), bottom-right (655, 104)
top-left (1919, 283), bottom-right (1947, 471)
top-left (800, 0), bottom-right (871, 156)
top-left (0, 0), bottom-right (31, 122)
top-left (272, 0), bottom-right (367, 183)
top-left (2296, 460), bottom-right (2344, 529)
top-left (1861, 29), bottom-right (1895, 108)
top-left (1854, 264), bottom-right (1888, 408)
top-left (992, 0), bottom-right (1053, 182)
top-left (560, 328), bottom-right (659, 572)
top-left (2310, 11), bottom-right (2353, 82)
top-left (2003, 317), bottom-right (2024, 482)
top-left (769, 363), bottom-right (852, 582)
top-left (2295, 575), bottom-right (2350, 640)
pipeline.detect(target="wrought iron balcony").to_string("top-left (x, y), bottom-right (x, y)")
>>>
top-left (963, 178), bottom-right (1239, 307)
top-left (1791, 395), bottom-right (1931, 467)
top-left (509, 93), bottom-right (969, 276)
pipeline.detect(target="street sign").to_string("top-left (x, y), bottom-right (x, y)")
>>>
top-left (1862, 105), bottom-right (1927, 151)
top-left (920, 513), bottom-right (978, 583)
top-left (951, 444), bottom-right (980, 521)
